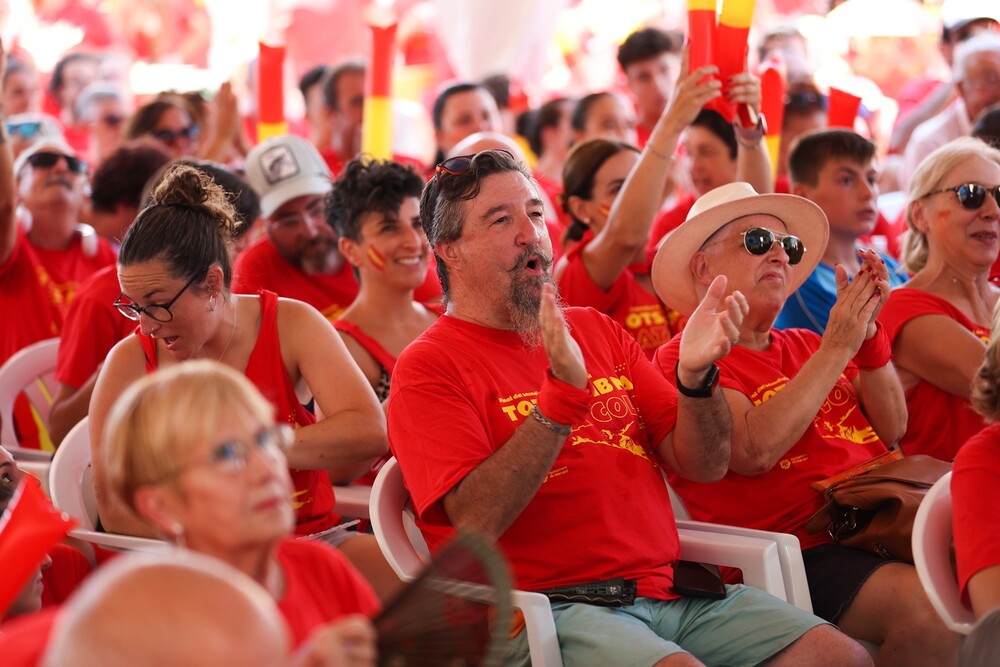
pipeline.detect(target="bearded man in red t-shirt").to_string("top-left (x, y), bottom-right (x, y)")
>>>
top-left (387, 149), bottom-right (869, 666)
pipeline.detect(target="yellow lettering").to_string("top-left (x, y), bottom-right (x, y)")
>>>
top-left (517, 400), bottom-right (534, 416)
top-left (593, 378), bottom-right (613, 395)
top-left (501, 405), bottom-right (519, 421)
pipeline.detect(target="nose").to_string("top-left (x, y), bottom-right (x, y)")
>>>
top-left (137, 312), bottom-right (160, 336)
top-left (515, 212), bottom-right (544, 247)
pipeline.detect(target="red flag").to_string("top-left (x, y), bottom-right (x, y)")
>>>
top-left (714, 0), bottom-right (756, 123)
top-left (0, 477), bottom-right (75, 615)
top-left (687, 0), bottom-right (717, 74)
top-left (827, 88), bottom-right (862, 129)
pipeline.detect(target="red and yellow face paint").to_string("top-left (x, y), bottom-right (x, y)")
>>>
top-left (367, 245), bottom-right (387, 272)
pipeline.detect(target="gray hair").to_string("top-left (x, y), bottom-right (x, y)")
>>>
top-left (75, 83), bottom-right (127, 123)
top-left (418, 149), bottom-right (534, 300)
top-left (954, 31), bottom-right (1000, 82)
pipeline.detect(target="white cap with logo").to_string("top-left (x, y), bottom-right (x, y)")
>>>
top-left (244, 135), bottom-right (332, 219)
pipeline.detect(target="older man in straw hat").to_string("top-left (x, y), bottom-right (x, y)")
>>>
top-left (651, 181), bottom-right (958, 666)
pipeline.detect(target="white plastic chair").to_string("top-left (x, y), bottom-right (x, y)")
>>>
top-left (333, 484), bottom-right (371, 520)
top-left (48, 417), bottom-right (170, 563)
top-left (913, 471), bottom-right (975, 635)
top-left (371, 457), bottom-right (805, 667)
top-left (665, 473), bottom-right (812, 613)
top-left (0, 337), bottom-right (60, 446)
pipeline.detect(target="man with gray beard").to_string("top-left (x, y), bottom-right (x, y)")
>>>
top-left (386, 149), bottom-right (867, 666)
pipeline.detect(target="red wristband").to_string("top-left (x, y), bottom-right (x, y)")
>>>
top-left (537, 370), bottom-right (591, 426)
top-left (853, 321), bottom-right (892, 370)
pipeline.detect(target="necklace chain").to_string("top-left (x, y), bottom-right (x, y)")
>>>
top-left (216, 303), bottom-right (237, 362)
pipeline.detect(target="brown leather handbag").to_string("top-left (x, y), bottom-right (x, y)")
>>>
top-left (805, 455), bottom-right (952, 562)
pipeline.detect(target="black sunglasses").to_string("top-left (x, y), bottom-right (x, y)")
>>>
top-left (741, 227), bottom-right (806, 265)
top-left (924, 183), bottom-right (1000, 211)
top-left (26, 151), bottom-right (87, 174)
top-left (429, 149), bottom-right (517, 213)
top-left (113, 274), bottom-right (199, 323)
top-left (151, 125), bottom-right (200, 145)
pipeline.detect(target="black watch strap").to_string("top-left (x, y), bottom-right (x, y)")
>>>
top-left (675, 362), bottom-right (720, 398)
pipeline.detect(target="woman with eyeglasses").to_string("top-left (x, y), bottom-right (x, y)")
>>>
top-left (878, 137), bottom-right (1000, 460)
top-left (122, 97), bottom-right (200, 160)
top-left (88, 163), bottom-right (396, 597)
top-left (102, 360), bottom-right (379, 657)
top-left (556, 49), bottom-right (768, 358)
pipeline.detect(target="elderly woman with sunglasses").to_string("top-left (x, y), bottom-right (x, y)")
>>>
top-left (102, 360), bottom-right (379, 659)
top-left (650, 184), bottom-right (961, 665)
top-left (88, 163), bottom-right (396, 596)
top-left (879, 137), bottom-right (1000, 461)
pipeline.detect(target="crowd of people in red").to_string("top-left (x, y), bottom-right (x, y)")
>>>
top-left (3, 0), bottom-right (1000, 664)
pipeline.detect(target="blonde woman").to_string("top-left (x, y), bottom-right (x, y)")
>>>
top-left (103, 360), bottom-right (379, 657)
top-left (880, 137), bottom-right (1000, 460)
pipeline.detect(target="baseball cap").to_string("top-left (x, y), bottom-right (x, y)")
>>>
top-left (244, 135), bottom-right (332, 219)
top-left (941, 0), bottom-right (1000, 32)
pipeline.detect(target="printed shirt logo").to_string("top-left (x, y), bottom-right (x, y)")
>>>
top-left (751, 373), bottom-right (878, 471)
top-left (624, 303), bottom-right (672, 351)
top-left (497, 367), bottom-right (652, 468)
top-left (260, 144), bottom-right (300, 184)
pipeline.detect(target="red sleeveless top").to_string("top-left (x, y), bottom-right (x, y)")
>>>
top-left (138, 290), bottom-right (337, 535)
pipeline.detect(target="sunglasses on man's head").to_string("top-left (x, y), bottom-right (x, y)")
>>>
top-left (740, 227), bottom-right (806, 265)
top-left (434, 148), bottom-right (516, 178)
top-left (151, 125), bottom-right (200, 145)
top-left (26, 151), bottom-right (87, 174)
top-left (924, 183), bottom-right (1000, 211)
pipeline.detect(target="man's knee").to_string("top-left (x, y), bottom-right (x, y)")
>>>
top-left (766, 624), bottom-right (873, 667)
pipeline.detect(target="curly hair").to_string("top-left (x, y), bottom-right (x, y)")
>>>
top-left (972, 303), bottom-right (1000, 422)
top-left (326, 157), bottom-right (424, 243)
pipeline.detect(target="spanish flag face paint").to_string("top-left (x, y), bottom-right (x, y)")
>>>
top-left (598, 203), bottom-right (612, 219)
top-left (367, 245), bottom-right (387, 272)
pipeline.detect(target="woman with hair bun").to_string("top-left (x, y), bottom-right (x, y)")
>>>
top-left (879, 137), bottom-right (1000, 460)
top-left (954, 304), bottom-right (1000, 621)
top-left (88, 163), bottom-right (396, 597)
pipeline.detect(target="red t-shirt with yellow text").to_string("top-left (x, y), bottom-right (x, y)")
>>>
top-left (654, 328), bottom-right (889, 549)
top-left (0, 228), bottom-right (116, 366)
top-left (879, 288), bottom-right (988, 461)
top-left (388, 308), bottom-right (683, 599)
top-left (558, 237), bottom-right (680, 358)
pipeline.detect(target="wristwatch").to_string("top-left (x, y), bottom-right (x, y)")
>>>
top-left (733, 111), bottom-right (767, 148)
top-left (675, 362), bottom-right (720, 398)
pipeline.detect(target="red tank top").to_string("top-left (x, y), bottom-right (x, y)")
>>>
top-left (138, 290), bottom-right (337, 535)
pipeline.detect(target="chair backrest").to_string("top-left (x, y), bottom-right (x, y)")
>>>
top-left (0, 338), bottom-right (60, 446)
top-left (912, 471), bottom-right (976, 635)
top-left (49, 417), bottom-right (99, 529)
top-left (49, 417), bottom-right (168, 558)
top-left (370, 456), bottom-right (430, 582)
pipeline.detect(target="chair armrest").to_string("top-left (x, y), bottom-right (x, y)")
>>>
top-left (511, 590), bottom-right (563, 667)
top-left (676, 519), bottom-right (812, 613)
top-left (333, 485), bottom-right (371, 520)
top-left (68, 528), bottom-right (171, 555)
top-left (676, 528), bottom-right (788, 603)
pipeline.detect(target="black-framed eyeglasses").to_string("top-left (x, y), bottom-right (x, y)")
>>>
top-left (741, 227), bottom-right (806, 265)
top-left (159, 424), bottom-right (295, 481)
top-left (114, 274), bottom-right (199, 322)
top-left (26, 151), bottom-right (87, 175)
top-left (924, 183), bottom-right (1000, 211)
top-left (151, 125), bottom-right (200, 145)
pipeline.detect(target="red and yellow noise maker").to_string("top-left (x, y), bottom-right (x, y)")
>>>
top-left (715, 0), bottom-right (756, 124)
top-left (362, 18), bottom-right (397, 160)
top-left (759, 58), bottom-right (786, 178)
top-left (687, 0), bottom-right (717, 73)
top-left (257, 42), bottom-right (288, 142)
top-left (367, 246), bottom-right (387, 271)
top-left (827, 88), bottom-right (862, 130)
